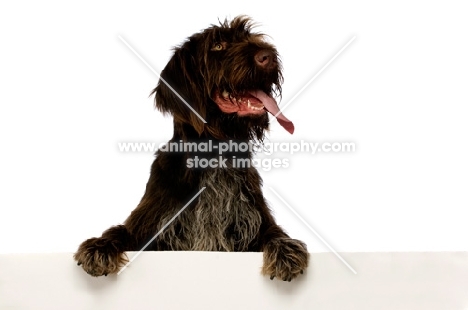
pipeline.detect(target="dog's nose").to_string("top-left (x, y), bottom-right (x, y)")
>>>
top-left (255, 50), bottom-right (276, 69)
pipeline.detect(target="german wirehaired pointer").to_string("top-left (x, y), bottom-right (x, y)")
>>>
top-left (75, 16), bottom-right (309, 281)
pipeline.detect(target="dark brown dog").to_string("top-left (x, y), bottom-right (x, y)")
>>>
top-left (74, 16), bottom-right (308, 281)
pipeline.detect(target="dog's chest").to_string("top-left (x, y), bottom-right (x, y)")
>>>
top-left (187, 168), bottom-right (262, 251)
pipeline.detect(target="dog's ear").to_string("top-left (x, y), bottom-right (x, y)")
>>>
top-left (152, 42), bottom-right (206, 136)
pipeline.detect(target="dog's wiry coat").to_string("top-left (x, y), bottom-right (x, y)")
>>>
top-left (74, 16), bottom-right (309, 281)
top-left (157, 168), bottom-right (263, 251)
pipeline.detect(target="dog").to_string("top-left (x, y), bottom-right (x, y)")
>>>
top-left (74, 16), bottom-right (309, 281)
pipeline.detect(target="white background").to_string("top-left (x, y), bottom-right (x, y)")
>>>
top-left (0, 0), bottom-right (467, 254)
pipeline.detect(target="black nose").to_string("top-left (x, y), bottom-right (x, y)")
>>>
top-left (255, 50), bottom-right (277, 69)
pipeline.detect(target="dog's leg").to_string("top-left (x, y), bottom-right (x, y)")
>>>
top-left (260, 224), bottom-right (309, 282)
top-left (74, 225), bottom-right (133, 277)
top-left (246, 169), bottom-right (309, 281)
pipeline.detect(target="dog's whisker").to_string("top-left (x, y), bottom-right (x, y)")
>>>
top-left (273, 35), bottom-right (356, 118)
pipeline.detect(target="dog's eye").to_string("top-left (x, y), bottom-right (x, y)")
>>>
top-left (211, 43), bottom-right (225, 51)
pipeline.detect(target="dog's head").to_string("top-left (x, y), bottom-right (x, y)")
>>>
top-left (152, 16), bottom-right (293, 141)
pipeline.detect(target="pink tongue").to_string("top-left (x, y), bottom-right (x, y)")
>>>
top-left (249, 90), bottom-right (295, 134)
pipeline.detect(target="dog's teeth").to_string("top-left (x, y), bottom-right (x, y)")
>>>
top-left (247, 100), bottom-right (251, 107)
top-left (222, 90), bottom-right (229, 99)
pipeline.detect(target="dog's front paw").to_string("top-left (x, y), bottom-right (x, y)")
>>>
top-left (74, 237), bottom-right (128, 277)
top-left (262, 238), bottom-right (309, 282)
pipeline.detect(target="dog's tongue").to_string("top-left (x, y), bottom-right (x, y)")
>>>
top-left (250, 90), bottom-right (294, 134)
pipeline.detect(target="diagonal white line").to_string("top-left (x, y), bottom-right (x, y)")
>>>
top-left (274, 36), bottom-right (356, 118)
top-left (268, 186), bottom-right (357, 274)
top-left (118, 35), bottom-right (207, 124)
top-left (118, 187), bottom-right (206, 275)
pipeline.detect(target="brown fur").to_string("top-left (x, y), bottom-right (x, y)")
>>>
top-left (74, 16), bottom-right (309, 281)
